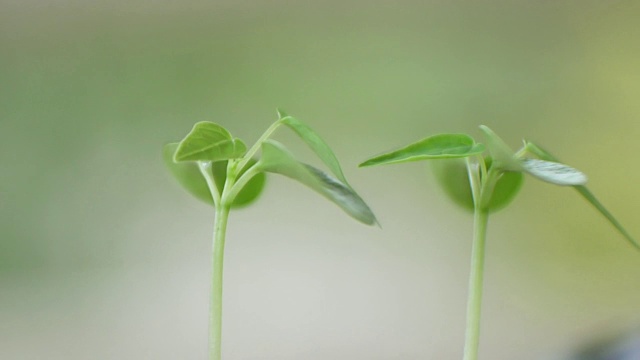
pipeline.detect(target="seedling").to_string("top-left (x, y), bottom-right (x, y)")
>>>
top-left (360, 126), bottom-right (638, 360)
top-left (163, 110), bottom-right (376, 360)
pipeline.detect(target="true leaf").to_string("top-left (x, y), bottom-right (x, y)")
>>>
top-left (279, 115), bottom-right (349, 184)
top-left (522, 159), bottom-right (587, 186)
top-left (174, 122), bottom-right (247, 162)
top-left (525, 140), bottom-right (639, 250)
top-left (479, 125), bottom-right (523, 171)
top-left (212, 159), bottom-right (266, 208)
top-left (256, 140), bottom-right (377, 225)
top-left (359, 134), bottom-right (485, 167)
top-left (163, 143), bottom-right (214, 205)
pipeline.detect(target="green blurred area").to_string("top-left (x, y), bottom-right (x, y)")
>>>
top-left (1, 1), bottom-right (640, 359)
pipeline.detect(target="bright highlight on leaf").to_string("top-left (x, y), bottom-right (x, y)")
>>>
top-left (257, 140), bottom-right (377, 225)
top-left (174, 122), bottom-right (247, 162)
top-left (525, 140), bottom-right (639, 250)
top-left (359, 134), bottom-right (485, 167)
top-left (522, 158), bottom-right (587, 186)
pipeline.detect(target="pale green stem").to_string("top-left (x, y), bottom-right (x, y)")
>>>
top-left (209, 204), bottom-right (230, 360)
top-left (224, 165), bottom-right (261, 203)
top-left (462, 207), bottom-right (489, 360)
top-left (237, 120), bottom-right (283, 173)
top-left (462, 165), bottom-right (498, 360)
top-left (199, 161), bottom-right (236, 360)
top-left (198, 162), bottom-right (221, 205)
top-left (465, 158), bottom-right (481, 207)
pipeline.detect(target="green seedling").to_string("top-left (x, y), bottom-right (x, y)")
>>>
top-left (164, 110), bottom-right (376, 360)
top-left (360, 125), bottom-right (637, 360)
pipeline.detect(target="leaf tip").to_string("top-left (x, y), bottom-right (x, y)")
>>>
top-left (277, 108), bottom-right (289, 119)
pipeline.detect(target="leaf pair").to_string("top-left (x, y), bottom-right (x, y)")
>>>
top-left (359, 130), bottom-right (529, 212)
top-left (360, 126), bottom-right (638, 249)
top-left (164, 112), bottom-right (377, 225)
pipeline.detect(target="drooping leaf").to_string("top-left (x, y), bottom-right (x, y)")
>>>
top-left (163, 143), bottom-right (214, 205)
top-left (212, 159), bottom-right (266, 208)
top-left (479, 125), bottom-right (523, 171)
top-left (256, 140), bottom-right (377, 225)
top-left (525, 140), bottom-right (639, 250)
top-left (522, 159), bottom-right (587, 186)
top-left (279, 114), bottom-right (349, 184)
top-left (359, 134), bottom-right (485, 167)
top-left (431, 157), bottom-right (523, 213)
top-left (574, 186), bottom-right (640, 250)
top-left (174, 122), bottom-right (247, 162)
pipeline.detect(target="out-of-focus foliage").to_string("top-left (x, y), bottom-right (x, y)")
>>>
top-left (2, 1), bottom-right (640, 360)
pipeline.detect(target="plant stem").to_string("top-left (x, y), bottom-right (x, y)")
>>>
top-left (210, 204), bottom-right (230, 360)
top-left (237, 119), bottom-right (283, 173)
top-left (463, 207), bottom-right (489, 360)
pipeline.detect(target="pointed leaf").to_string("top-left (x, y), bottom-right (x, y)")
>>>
top-left (276, 108), bottom-right (288, 119)
top-left (174, 122), bottom-right (247, 162)
top-left (279, 115), bottom-right (349, 184)
top-left (479, 125), bottom-right (523, 171)
top-left (163, 143), bottom-right (214, 205)
top-left (256, 140), bottom-right (377, 225)
top-left (574, 186), bottom-right (640, 250)
top-left (522, 159), bottom-right (587, 186)
top-left (526, 141), bottom-right (639, 250)
top-left (212, 159), bottom-right (266, 208)
top-left (359, 134), bottom-right (485, 167)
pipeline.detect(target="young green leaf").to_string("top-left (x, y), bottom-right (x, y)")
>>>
top-left (256, 140), bottom-right (377, 225)
top-left (279, 115), bottom-right (349, 184)
top-left (359, 134), bottom-right (485, 167)
top-left (522, 159), bottom-right (587, 186)
top-left (212, 160), bottom-right (266, 208)
top-left (174, 122), bottom-right (247, 162)
top-left (163, 143), bottom-right (214, 205)
top-left (526, 140), bottom-right (639, 250)
top-left (479, 125), bottom-right (523, 171)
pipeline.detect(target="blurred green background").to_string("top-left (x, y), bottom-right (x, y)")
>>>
top-left (2, 1), bottom-right (640, 359)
